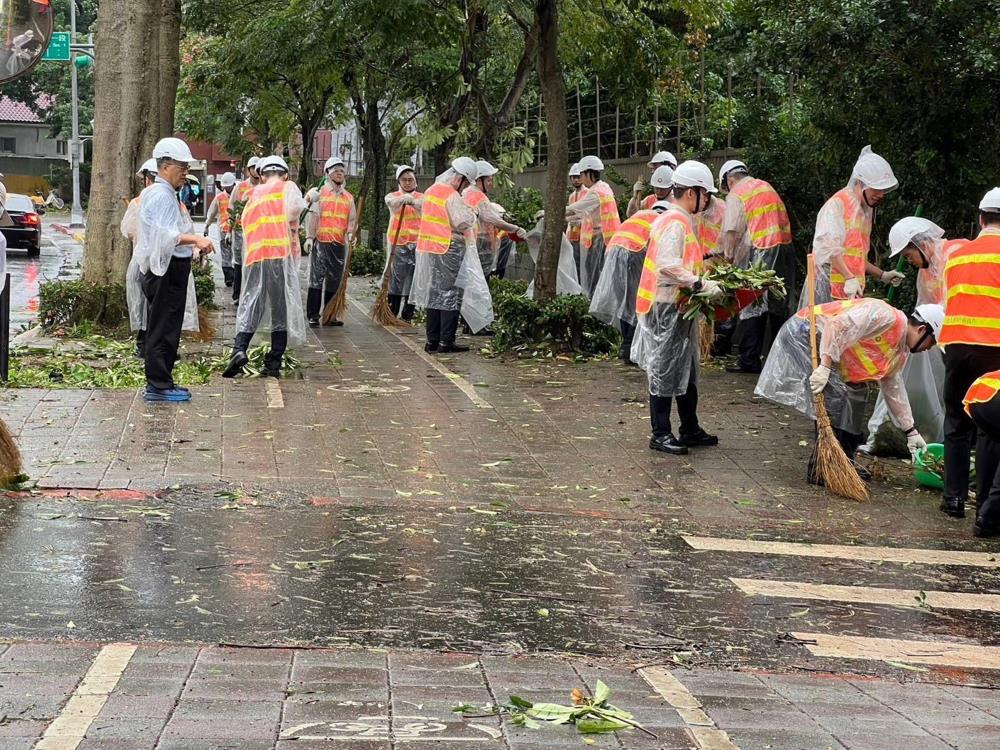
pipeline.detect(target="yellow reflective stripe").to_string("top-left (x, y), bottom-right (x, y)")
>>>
top-left (636, 287), bottom-right (654, 301)
top-left (247, 238), bottom-right (290, 249)
top-left (615, 230), bottom-right (648, 247)
top-left (643, 257), bottom-right (658, 273)
top-left (242, 214), bottom-right (287, 234)
top-left (947, 284), bottom-right (1000, 302)
top-left (745, 202), bottom-right (784, 220)
top-left (944, 315), bottom-right (1000, 331)
top-left (849, 344), bottom-right (881, 376)
top-left (977, 377), bottom-right (1000, 391)
top-left (946, 253), bottom-right (1000, 269)
top-left (424, 194), bottom-right (447, 207)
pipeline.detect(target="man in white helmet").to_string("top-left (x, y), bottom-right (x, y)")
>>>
top-left (627, 151), bottom-right (678, 218)
top-left (758, 299), bottom-right (939, 483)
top-left (565, 155), bottom-right (621, 297)
top-left (409, 157), bottom-right (483, 353)
top-left (304, 156), bottom-right (356, 327)
top-left (229, 156), bottom-right (261, 302)
top-left (463, 160), bottom-right (526, 279)
top-left (136, 138), bottom-right (215, 402)
top-left (590, 165), bottom-right (673, 364)
top-left (204, 171), bottom-right (238, 287)
top-left (384, 164), bottom-right (424, 321)
top-left (631, 160), bottom-right (723, 454)
top-left (566, 163), bottom-right (587, 276)
top-left (804, 145), bottom-right (905, 307)
top-left (223, 156), bottom-right (307, 378)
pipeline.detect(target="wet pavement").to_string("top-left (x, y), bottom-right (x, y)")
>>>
top-left (1, 229), bottom-right (999, 747)
top-left (4, 220), bottom-right (82, 332)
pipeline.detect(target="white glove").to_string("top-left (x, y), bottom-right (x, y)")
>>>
top-left (906, 431), bottom-right (927, 458)
top-left (700, 279), bottom-right (725, 300)
top-left (809, 365), bottom-right (831, 395)
top-left (882, 270), bottom-right (906, 287)
top-left (843, 277), bottom-right (862, 298)
top-left (402, 194), bottom-right (415, 206)
top-left (632, 179), bottom-right (645, 194)
top-left (304, 238), bottom-right (313, 256)
top-left (515, 227), bottom-right (527, 240)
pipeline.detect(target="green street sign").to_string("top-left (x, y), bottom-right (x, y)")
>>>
top-left (42, 32), bottom-right (71, 62)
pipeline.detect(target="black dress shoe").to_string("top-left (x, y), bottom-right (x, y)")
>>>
top-left (940, 497), bottom-right (967, 519)
top-left (974, 521), bottom-right (1000, 538)
top-left (328, 320), bottom-right (345, 327)
top-left (438, 343), bottom-right (470, 353)
top-left (725, 363), bottom-right (762, 374)
top-left (222, 350), bottom-right (249, 378)
top-left (308, 317), bottom-right (320, 328)
top-left (424, 342), bottom-right (439, 352)
top-left (680, 428), bottom-right (719, 447)
top-left (259, 367), bottom-right (280, 379)
top-left (649, 434), bottom-right (689, 455)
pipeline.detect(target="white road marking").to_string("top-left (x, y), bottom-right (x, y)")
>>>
top-left (683, 535), bottom-right (1000, 568)
top-left (34, 643), bottom-right (137, 750)
top-left (638, 667), bottom-right (739, 749)
top-left (347, 296), bottom-right (492, 410)
top-left (732, 577), bottom-right (1000, 613)
top-left (265, 379), bottom-right (284, 409)
top-left (791, 632), bottom-right (1000, 670)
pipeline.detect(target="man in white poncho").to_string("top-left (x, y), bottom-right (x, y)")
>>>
top-left (229, 156), bottom-right (261, 303)
top-left (203, 171), bottom-right (237, 288)
top-left (304, 156), bottom-right (356, 327)
top-left (135, 138), bottom-right (214, 402)
top-left (222, 156), bottom-right (306, 379)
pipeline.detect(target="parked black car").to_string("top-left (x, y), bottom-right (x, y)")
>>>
top-left (1, 193), bottom-right (42, 257)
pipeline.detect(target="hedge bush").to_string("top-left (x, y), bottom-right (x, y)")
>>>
top-left (38, 280), bottom-right (129, 332)
top-left (350, 244), bottom-right (385, 276)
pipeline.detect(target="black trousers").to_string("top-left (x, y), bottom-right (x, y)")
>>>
top-left (388, 294), bottom-right (415, 321)
top-left (307, 241), bottom-right (347, 318)
top-left (969, 398), bottom-right (1000, 532)
top-left (649, 384), bottom-right (699, 438)
top-left (943, 344), bottom-right (1000, 500)
top-left (232, 264), bottom-right (242, 301)
top-left (142, 256), bottom-right (192, 390)
top-left (619, 320), bottom-right (636, 361)
top-left (737, 308), bottom-right (788, 370)
top-left (234, 330), bottom-right (287, 370)
top-left (426, 309), bottom-right (460, 347)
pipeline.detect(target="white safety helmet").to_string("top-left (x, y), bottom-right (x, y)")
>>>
top-left (151, 137), bottom-right (195, 164)
top-left (568, 162), bottom-right (582, 177)
top-left (220, 171), bottom-right (236, 187)
top-left (246, 156), bottom-right (260, 169)
top-left (718, 159), bottom-right (747, 189)
top-left (888, 217), bottom-right (945, 257)
top-left (648, 150), bottom-right (678, 169)
top-left (979, 187), bottom-right (1000, 212)
top-left (650, 165), bottom-right (674, 189)
top-left (136, 158), bottom-right (157, 177)
top-left (533, 209), bottom-right (545, 221)
top-left (577, 155), bottom-right (605, 173)
top-left (671, 160), bottom-right (718, 193)
top-left (451, 156), bottom-right (478, 182)
top-left (850, 145), bottom-right (898, 191)
top-left (651, 200), bottom-right (671, 212)
top-left (395, 164), bottom-right (415, 181)
top-left (475, 160), bottom-right (499, 179)
top-left (257, 155), bottom-right (289, 174)
top-left (913, 304), bottom-right (945, 341)
top-left (324, 156), bottom-right (345, 172)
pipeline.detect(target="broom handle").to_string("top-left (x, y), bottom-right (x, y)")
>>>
top-left (808, 253), bottom-right (818, 369)
top-left (384, 204), bottom-right (408, 281)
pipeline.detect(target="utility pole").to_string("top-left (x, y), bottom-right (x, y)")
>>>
top-left (69, 0), bottom-right (83, 228)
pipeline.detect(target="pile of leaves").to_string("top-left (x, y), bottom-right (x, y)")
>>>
top-left (679, 262), bottom-right (787, 321)
top-left (454, 680), bottom-right (653, 738)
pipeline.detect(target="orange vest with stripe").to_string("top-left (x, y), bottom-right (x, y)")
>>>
top-left (241, 181), bottom-right (293, 266)
top-left (636, 208), bottom-right (701, 315)
top-left (609, 209), bottom-right (659, 254)
top-left (940, 231), bottom-right (1000, 347)
top-left (641, 194), bottom-right (658, 211)
top-left (828, 189), bottom-right (871, 299)
top-left (567, 188), bottom-right (586, 241)
top-left (316, 185), bottom-right (354, 244)
top-left (918, 238), bottom-right (966, 306)
top-left (463, 187), bottom-right (493, 247)
top-left (964, 370), bottom-right (1000, 416)
top-left (216, 191), bottom-right (231, 233)
top-left (696, 196), bottom-right (726, 255)
top-left (796, 300), bottom-right (907, 382)
top-left (387, 191), bottom-right (423, 246)
top-left (416, 181), bottom-right (458, 255)
top-left (731, 177), bottom-right (792, 249)
top-left (581, 181), bottom-right (621, 250)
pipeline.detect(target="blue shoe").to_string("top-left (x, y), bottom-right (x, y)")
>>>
top-left (144, 386), bottom-right (191, 402)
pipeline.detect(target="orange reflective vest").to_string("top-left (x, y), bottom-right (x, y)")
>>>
top-left (940, 231), bottom-right (1000, 347)
top-left (796, 300), bottom-right (907, 383)
top-left (696, 196), bottom-right (726, 255)
top-left (636, 208), bottom-right (701, 315)
top-left (567, 188), bottom-right (586, 242)
top-left (609, 209), bottom-right (659, 254)
top-left (316, 185), bottom-right (354, 244)
top-left (216, 191), bottom-right (231, 233)
top-left (463, 187), bottom-right (494, 247)
top-left (828, 189), bottom-right (871, 299)
top-left (641, 194), bottom-right (658, 211)
top-left (918, 238), bottom-right (967, 307)
top-left (581, 181), bottom-right (621, 250)
top-left (416, 181), bottom-right (458, 255)
top-left (964, 370), bottom-right (1000, 416)
top-left (731, 177), bottom-right (792, 249)
top-left (387, 191), bottom-right (423, 246)
top-left (242, 182), bottom-right (293, 266)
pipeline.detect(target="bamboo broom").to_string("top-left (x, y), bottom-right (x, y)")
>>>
top-left (0, 418), bottom-right (23, 487)
top-left (807, 254), bottom-right (869, 502)
top-left (321, 195), bottom-right (366, 325)
top-left (371, 204), bottom-right (409, 327)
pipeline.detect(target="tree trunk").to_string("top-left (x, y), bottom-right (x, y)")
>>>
top-left (533, 0), bottom-right (567, 303)
top-left (363, 91), bottom-right (388, 250)
top-left (158, 0), bottom-right (182, 137)
top-left (84, 0), bottom-right (159, 286)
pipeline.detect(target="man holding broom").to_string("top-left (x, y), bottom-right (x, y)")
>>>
top-left (383, 165), bottom-right (423, 321)
top-left (304, 156), bottom-right (356, 328)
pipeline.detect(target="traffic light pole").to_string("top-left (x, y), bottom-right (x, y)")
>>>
top-left (69, 0), bottom-right (83, 228)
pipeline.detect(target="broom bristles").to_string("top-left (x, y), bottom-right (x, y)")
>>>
top-left (813, 395), bottom-right (869, 502)
top-left (371, 245), bottom-right (407, 327)
top-left (0, 419), bottom-right (23, 486)
top-left (699, 318), bottom-right (714, 362)
top-left (320, 261), bottom-right (350, 324)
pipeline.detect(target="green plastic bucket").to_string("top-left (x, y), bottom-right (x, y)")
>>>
top-left (914, 443), bottom-right (945, 490)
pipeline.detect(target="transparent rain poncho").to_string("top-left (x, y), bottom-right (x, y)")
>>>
top-left (384, 191), bottom-right (422, 296)
top-left (124, 188), bottom-right (198, 332)
top-left (234, 179), bottom-right (307, 346)
top-left (524, 218), bottom-right (584, 298)
top-left (588, 240), bottom-right (647, 326)
top-left (629, 212), bottom-right (701, 397)
top-left (410, 169), bottom-right (494, 332)
top-left (756, 299), bottom-right (914, 437)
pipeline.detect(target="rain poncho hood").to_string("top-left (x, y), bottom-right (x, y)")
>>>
top-left (888, 217), bottom-right (944, 257)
